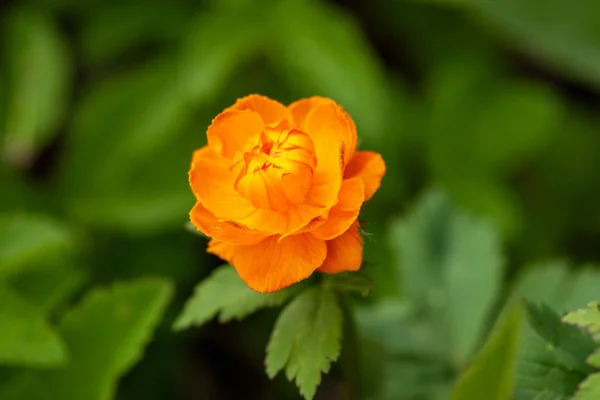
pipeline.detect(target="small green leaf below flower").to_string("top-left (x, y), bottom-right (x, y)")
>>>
top-left (265, 286), bottom-right (343, 400)
top-left (173, 265), bottom-right (299, 330)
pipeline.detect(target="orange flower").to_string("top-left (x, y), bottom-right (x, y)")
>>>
top-left (189, 95), bottom-right (385, 292)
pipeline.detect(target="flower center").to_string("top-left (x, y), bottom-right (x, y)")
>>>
top-left (233, 121), bottom-right (316, 212)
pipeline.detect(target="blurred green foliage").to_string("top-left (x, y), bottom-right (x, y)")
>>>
top-left (0, 0), bottom-right (599, 398)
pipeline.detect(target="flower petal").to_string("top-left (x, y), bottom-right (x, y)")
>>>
top-left (318, 222), bottom-right (363, 274)
top-left (231, 94), bottom-right (292, 125)
top-left (288, 96), bottom-right (330, 128)
top-left (298, 98), bottom-right (357, 167)
top-left (189, 146), bottom-right (256, 219)
top-left (235, 201), bottom-right (325, 235)
top-left (189, 202), bottom-right (268, 245)
top-left (208, 233), bottom-right (327, 293)
top-left (207, 109), bottom-right (264, 159)
top-left (344, 151), bottom-right (386, 201)
top-left (207, 239), bottom-right (235, 263)
top-left (311, 177), bottom-right (364, 241)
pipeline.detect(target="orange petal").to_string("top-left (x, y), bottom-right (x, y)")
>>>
top-left (311, 177), bottom-right (364, 241)
top-left (318, 222), bottom-right (363, 274)
top-left (207, 109), bottom-right (264, 159)
top-left (189, 146), bottom-right (256, 219)
top-left (189, 202), bottom-right (268, 245)
top-left (207, 239), bottom-right (236, 263)
top-left (225, 233), bottom-right (327, 292)
top-left (230, 94), bottom-right (293, 125)
top-left (235, 201), bottom-right (325, 235)
top-left (296, 98), bottom-right (357, 167)
top-left (288, 96), bottom-right (330, 129)
top-left (344, 151), bottom-right (386, 201)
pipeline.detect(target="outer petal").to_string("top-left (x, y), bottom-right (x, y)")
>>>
top-left (318, 221), bottom-right (363, 274)
top-left (207, 239), bottom-right (235, 263)
top-left (344, 151), bottom-right (386, 201)
top-left (292, 98), bottom-right (358, 166)
top-left (231, 94), bottom-right (293, 125)
top-left (311, 177), bottom-right (364, 241)
top-left (288, 96), bottom-right (329, 128)
top-left (189, 146), bottom-right (256, 219)
top-left (189, 202), bottom-right (268, 245)
top-left (208, 233), bottom-right (327, 293)
top-left (207, 109), bottom-right (264, 159)
top-left (234, 201), bottom-right (326, 235)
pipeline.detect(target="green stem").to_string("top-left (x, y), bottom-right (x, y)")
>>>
top-left (339, 295), bottom-right (360, 400)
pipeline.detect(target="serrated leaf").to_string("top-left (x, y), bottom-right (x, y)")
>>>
top-left (33, 278), bottom-right (173, 400)
top-left (2, 6), bottom-right (70, 167)
top-left (266, 287), bottom-right (343, 400)
top-left (514, 302), bottom-right (596, 399)
top-left (268, 0), bottom-right (393, 140)
top-left (449, 303), bottom-right (522, 400)
top-left (0, 286), bottom-right (66, 366)
top-left (389, 189), bottom-right (503, 365)
top-left (174, 265), bottom-right (298, 330)
top-left (563, 302), bottom-right (600, 342)
top-left (9, 264), bottom-right (87, 313)
top-left (0, 212), bottom-right (74, 277)
top-left (574, 373), bottom-right (600, 400)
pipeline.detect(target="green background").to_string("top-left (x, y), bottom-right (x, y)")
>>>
top-left (1, 0), bottom-right (599, 398)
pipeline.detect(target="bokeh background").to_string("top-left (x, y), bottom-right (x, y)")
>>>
top-left (1, 0), bottom-right (599, 399)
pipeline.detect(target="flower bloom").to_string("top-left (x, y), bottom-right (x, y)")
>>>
top-left (189, 95), bottom-right (385, 292)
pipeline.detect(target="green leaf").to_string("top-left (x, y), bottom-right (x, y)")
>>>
top-left (2, 6), bottom-right (71, 167)
top-left (0, 286), bottom-right (66, 366)
top-left (9, 264), bottom-right (87, 313)
top-left (449, 303), bottom-right (522, 400)
top-left (389, 189), bottom-right (454, 303)
top-left (0, 212), bottom-right (74, 277)
top-left (466, 0), bottom-right (600, 92)
top-left (33, 278), bottom-right (173, 400)
top-left (355, 299), bottom-right (447, 359)
top-left (173, 265), bottom-right (299, 330)
top-left (563, 302), bottom-right (600, 342)
top-left (444, 210), bottom-right (504, 363)
top-left (389, 189), bottom-right (503, 365)
top-left (265, 287), bottom-right (343, 400)
top-left (268, 0), bottom-right (394, 140)
top-left (511, 262), bottom-right (600, 312)
top-left (574, 373), bottom-right (600, 400)
top-left (514, 302), bottom-right (596, 399)
top-left (588, 350), bottom-right (600, 368)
